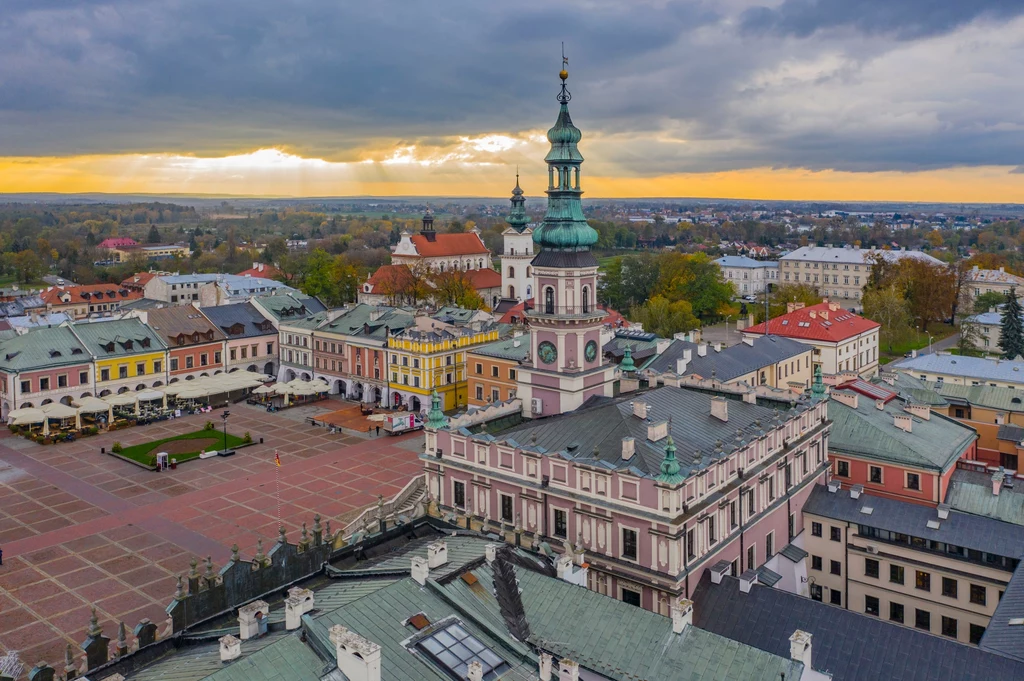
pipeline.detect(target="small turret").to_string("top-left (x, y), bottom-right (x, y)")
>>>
top-left (656, 436), bottom-right (683, 485)
top-left (811, 365), bottom-right (825, 400)
top-left (506, 172), bottom-right (530, 233)
top-left (421, 210), bottom-right (436, 242)
top-left (425, 389), bottom-right (448, 430)
top-left (619, 345), bottom-right (636, 374)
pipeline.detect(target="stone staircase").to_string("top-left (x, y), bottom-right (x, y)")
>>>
top-left (342, 475), bottom-right (427, 541)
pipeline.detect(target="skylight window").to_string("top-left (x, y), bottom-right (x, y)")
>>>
top-left (416, 622), bottom-right (509, 681)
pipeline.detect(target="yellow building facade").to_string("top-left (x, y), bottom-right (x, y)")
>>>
top-left (387, 327), bottom-right (500, 412)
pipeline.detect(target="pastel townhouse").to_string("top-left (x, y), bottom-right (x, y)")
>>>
top-left (200, 302), bottom-right (279, 377)
top-left (0, 326), bottom-right (94, 419)
top-left (70, 318), bottom-right (168, 396)
top-left (137, 307), bottom-right (226, 383)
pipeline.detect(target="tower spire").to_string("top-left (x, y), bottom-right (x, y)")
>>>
top-left (506, 171), bottom-right (529, 233)
top-left (656, 436), bottom-right (684, 485)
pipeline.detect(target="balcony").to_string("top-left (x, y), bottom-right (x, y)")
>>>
top-left (525, 305), bottom-right (607, 323)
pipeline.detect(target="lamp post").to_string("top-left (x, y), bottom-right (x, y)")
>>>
top-left (221, 409), bottom-right (230, 453)
top-left (928, 334), bottom-right (934, 355)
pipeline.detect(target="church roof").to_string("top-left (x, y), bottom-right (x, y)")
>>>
top-left (408, 233), bottom-right (488, 258)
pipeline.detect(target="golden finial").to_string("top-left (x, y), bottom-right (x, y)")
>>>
top-left (560, 42), bottom-right (569, 80)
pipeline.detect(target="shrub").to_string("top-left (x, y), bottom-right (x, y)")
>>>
top-left (204, 421), bottom-right (215, 431)
top-left (112, 441), bottom-right (123, 453)
top-left (242, 431), bottom-right (252, 443)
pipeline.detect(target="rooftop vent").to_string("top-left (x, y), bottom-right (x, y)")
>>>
top-left (926, 520), bottom-right (941, 530)
top-left (937, 503), bottom-right (950, 520)
top-left (860, 506), bottom-right (873, 515)
top-left (850, 484), bottom-right (864, 500)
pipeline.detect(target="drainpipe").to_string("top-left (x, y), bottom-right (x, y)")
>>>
top-left (739, 487), bottom-right (746, 574)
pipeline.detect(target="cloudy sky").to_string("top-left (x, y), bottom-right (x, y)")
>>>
top-left (3, 0), bottom-right (1024, 201)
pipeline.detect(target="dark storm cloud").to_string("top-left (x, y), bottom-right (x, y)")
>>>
top-left (739, 0), bottom-right (1024, 40)
top-left (0, 0), bottom-right (1022, 177)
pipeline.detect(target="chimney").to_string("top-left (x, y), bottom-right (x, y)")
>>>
top-left (539, 652), bottom-right (554, 681)
top-left (827, 480), bottom-right (841, 493)
top-left (973, 265), bottom-right (979, 271)
top-left (850, 484), bottom-right (863, 500)
top-left (677, 357), bottom-right (689, 374)
top-left (819, 309), bottom-right (829, 321)
top-left (284, 587), bottom-right (314, 630)
top-left (789, 630), bottom-right (813, 669)
top-left (875, 400), bottom-right (885, 410)
top-left (828, 302), bottom-right (840, 312)
top-left (894, 414), bottom-right (913, 433)
top-left (787, 302), bottom-right (806, 313)
top-left (742, 390), bottom-right (756, 404)
top-left (831, 392), bottom-right (858, 409)
top-left (485, 544), bottom-right (499, 563)
top-left (329, 625), bottom-right (382, 681)
top-left (622, 436), bottom-right (635, 460)
top-left (1000, 267), bottom-right (1005, 273)
top-left (809, 310), bottom-right (817, 320)
top-left (714, 342), bottom-right (722, 352)
top-left (657, 338), bottom-right (672, 354)
top-left (237, 600), bottom-right (269, 640)
top-left (632, 401), bottom-right (648, 419)
top-left (697, 343), bottom-right (708, 357)
top-left (556, 554), bottom-right (574, 581)
top-left (647, 420), bottom-right (668, 442)
top-left (993, 469), bottom-right (1004, 496)
top-left (411, 556), bottom-right (429, 585)
top-left (559, 658), bottom-right (580, 681)
top-left (671, 597), bottom-right (694, 634)
top-left (427, 539), bottom-right (448, 568)
top-left (739, 569), bottom-right (758, 593)
top-left (904, 403), bottom-right (931, 420)
top-left (219, 634), bottom-right (241, 662)
top-left (467, 661), bottom-right (484, 681)
top-left (743, 336), bottom-right (754, 346)
top-left (937, 503), bottom-right (950, 520)
top-left (710, 561), bottom-right (731, 584)
top-left (711, 396), bottom-right (729, 422)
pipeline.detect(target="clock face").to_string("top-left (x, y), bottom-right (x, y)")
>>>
top-left (585, 340), bottom-right (598, 362)
top-left (538, 341), bottom-right (558, 365)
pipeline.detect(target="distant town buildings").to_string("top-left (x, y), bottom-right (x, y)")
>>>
top-left (714, 255), bottom-right (779, 295)
top-left (966, 266), bottom-right (1024, 303)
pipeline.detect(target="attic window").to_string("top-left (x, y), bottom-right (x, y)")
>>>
top-left (407, 613), bottom-right (431, 630)
top-left (49, 350), bottom-right (62, 357)
top-left (192, 332), bottom-right (200, 342)
top-left (1013, 398), bottom-right (1022, 405)
top-left (141, 338), bottom-right (151, 348)
top-left (71, 348), bottom-right (83, 355)
top-left (123, 340), bottom-right (133, 350)
top-left (105, 342), bottom-right (115, 352)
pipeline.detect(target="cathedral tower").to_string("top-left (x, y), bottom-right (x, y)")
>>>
top-left (500, 173), bottom-right (534, 302)
top-left (518, 64), bottom-right (616, 418)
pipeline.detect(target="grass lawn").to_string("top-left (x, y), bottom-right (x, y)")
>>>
top-left (114, 429), bottom-right (247, 466)
top-left (0, 274), bottom-right (48, 289)
top-left (879, 325), bottom-right (958, 364)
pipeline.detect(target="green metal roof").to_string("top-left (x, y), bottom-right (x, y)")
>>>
top-left (0, 326), bottom-right (91, 372)
top-left (946, 469), bottom-right (1024, 527)
top-left (928, 381), bottom-right (1024, 413)
top-left (202, 632), bottom-right (325, 681)
top-left (319, 303), bottom-right (416, 342)
top-left (828, 391), bottom-right (976, 471)
top-left (469, 335), bottom-right (530, 362)
top-left (442, 564), bottom-right (804, 681)
top-left (70, 318), bottom-right (168, 358)
top-left (130, 632), bottom-right (292, 681)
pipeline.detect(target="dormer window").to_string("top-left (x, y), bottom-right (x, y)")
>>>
top-left (104, 342), bottom-right (115, 352)
top-left (176, 334), bottom-right (186, 346)
top-left (192, 332), bottom-right (200, 343)
top-left (141, 337), bottom-right (151, 348)
top-left (49, 350), bottom-right (62, 357)
top-left (123, 340), bottom-right (133, 350)
top-left (71, 348), bottom-right (83, 355)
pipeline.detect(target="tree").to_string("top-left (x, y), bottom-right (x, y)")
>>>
top-left (431, 270), bottom-right (487, 310)
top-left (300, 249), bottom-right (338, 303)
top-left (958, 318), bottom-right (984, 357)
top-left (628, 296), bottom-right (699, 338)
top-left (12, 250), bottom-right (43, 283)
top-left (654, 252), bottom-right (734, 319)
top-left (999, 288), bottom-right (1024, 359)
top-left (756, 283), bottom-right (822, 323)
top-left (862, 285), bottom-right (914, 354)
top-left (974, 291), bottom-right (1006, 314)
top-left (147, 224), bottom-right (162, 243)
top-left (598, 254), bottom-right (661, 312)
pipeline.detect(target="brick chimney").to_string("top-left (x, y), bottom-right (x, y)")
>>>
top-left (831, 392), bottom-right (858, 409)
top-left (789, 630), bottom-right (813, 669)
top-left (411, 556), bottom-right (429, 585)
top-left (671, 597), bottom-right (694, 634)
top-left (787, 302), bottom-right (805, 313)
top-left (467, 661), bottom-right (484, 681)
top-left (539, 653), bottom-right (554, 681)
top-left (237, 600), bottom-right (269, 640)
top-left (894, 414), bottom-right (912, 433)
top-left (622, 436), bottom-right (635, 460)
top-left (739, 569), bottom-right (758, 593)
top-left (904, 403), bottom-right (931, 420)
top-left (284, 587), bottom-right (314, 630)
top-left (559, 658), bottom-right (580, 681)
top-left (219, 634), bottom-right (241, 662)
top-left (427, 539), bottom-right (448, 568)
top-left (711, 396), bottom-right (729, 422)
top-left (485, 544), bottom-right (499, 563)
top-left (993, 469), bottom-right (1004, 496)
top-left (329, 625), bottom-right (381, 681)
top-left (632, 401), bottom-right (648, 419)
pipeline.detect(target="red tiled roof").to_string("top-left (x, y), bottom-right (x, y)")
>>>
top-left (41, 284), bottom-right (143, 306)
top-left (597, 304), bottom-right (630, 328)
top-left (837, 379), bottom-right (897, 403)
top-left (498, 299), bottom-right (532, 324)
top-left (365, 264), bottom-right (414, 293)
top-left (121, 272), bottom-right (156, 289)
top-left (744, 302), bottom-right (879, 343)
top-left (98, 237), bottom-right (139, 249)
top-left (409, 233), bottom-right (488, 257)
top-left (463, 268), bottom-right (501, 290)
top-left (238, 263), bottom-right (285, 280)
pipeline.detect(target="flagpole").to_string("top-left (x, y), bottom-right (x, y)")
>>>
top-left (275, 450), bottom-right (282, 529)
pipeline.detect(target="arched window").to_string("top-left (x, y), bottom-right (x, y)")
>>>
top-left (526, 285), bottom-right (532, 297)
top-left (526, 266), bottom-right (531, 277)
top-left (582, 286), bottom-right (590, 314)
top-left (478, 259), bottom-right (484, 269)
top-left (545, 287), bottom-right (555, 315)
top-left (439, 262), bottom-right (445, 272)
top-left (509, 286), bottom-right (515, 298)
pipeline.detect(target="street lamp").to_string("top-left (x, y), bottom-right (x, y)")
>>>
top-left (221, 409), bottom-right (230, 453)
top-left (928, 334), bottom-right (934, 355)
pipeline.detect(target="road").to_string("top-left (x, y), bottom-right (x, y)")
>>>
top-left (917, 331), bottom-right (959, 355)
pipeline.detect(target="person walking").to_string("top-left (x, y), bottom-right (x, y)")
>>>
top-left (375, 424), bottom-right (380, 436)
top-left (0, 545), bottom-right (4, 566)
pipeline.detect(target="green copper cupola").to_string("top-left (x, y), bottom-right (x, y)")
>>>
top-left (656, 436), bottom-right (684, 485)
top-left (425, 389), bottom-right (448, 430)
top-left (506, 172), bottom-right (530, 233)
top-left (619, 345), bottom-right (636, 373)
top-left (533, 65), bottom-right (598, 252)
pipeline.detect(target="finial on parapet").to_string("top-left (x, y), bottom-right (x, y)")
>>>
top-left (231, 544), bottom-right (240, 562)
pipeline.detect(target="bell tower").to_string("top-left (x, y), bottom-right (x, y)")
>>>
top-left (518, 60), bottom-right (616, 419)
top-left (500, 171), bottom-right (534, 302)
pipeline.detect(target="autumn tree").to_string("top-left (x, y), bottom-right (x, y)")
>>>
top-left (628, 296), bottom-right (699, 338)
top-left (12, 250), bottom-right (43, 283)
top-left (958, 317), bottom-right (984, 357)
top-left (862, 285), bottom-right (914, 354)
top-left (431, 270), bottom-right (487, 310)
top-left (999, 288), bottom-right (1024, 359)
top-left (654, 252), bottom-right (735, 319)
top-left (756, 283), bottom-right (822, 323)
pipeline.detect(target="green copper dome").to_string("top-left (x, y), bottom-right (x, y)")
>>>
top-left (811, 365), bottom-right (825, 401)
top-left (619, 345), bottom-right (636, 373)
top-left (656, 436), bottom-right (684, 485)
top-left (533, 69), bottom-right (599, 252)
top-left (425, 390), bottom-right (448, 430)
top-left (505, 173), bottom-right (530, 233)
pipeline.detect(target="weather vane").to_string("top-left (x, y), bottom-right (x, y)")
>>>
top-left (558, 42), bottom-right (571, 103)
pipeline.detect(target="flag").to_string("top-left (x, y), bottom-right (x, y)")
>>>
top-left (274, 451), bottom-right (281, 467)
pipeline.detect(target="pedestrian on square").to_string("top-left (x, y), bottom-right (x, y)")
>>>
top-left (368, 425), bottom-right (373, 437)
top-left (0, 546), bottom-right (4, 566)
top-left (375, 425), bottom-right (380, 436)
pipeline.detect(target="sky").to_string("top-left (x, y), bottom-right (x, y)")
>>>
top-left (3, 0), bottom-right (1024, 202)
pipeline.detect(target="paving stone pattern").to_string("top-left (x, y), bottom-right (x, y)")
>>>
top-left (0, 400), bottom-right (423, 668)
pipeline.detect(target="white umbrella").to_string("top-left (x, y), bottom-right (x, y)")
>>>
top-left (274, 384), bottom-right (295, 396)
top-left (174, 386), bottom-right (210, 400)
top-left (74, 396), bottom-right (111, 413)
top-left (310, 379), bottom-right (330, 392)
top-left (40, 402), bottom-right (79, 418)
top-left (252, 384), bottom-right (277, 395)
top-left (290, 384), bottom-right (318, 397)
top-left (103, 393), bottom-right (140, 406)
top-left (9, 408), bottom-right (45, 424)
top-left (136, 390), bottom-right (164, 401)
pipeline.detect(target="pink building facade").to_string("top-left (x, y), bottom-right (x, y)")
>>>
top-left (424, 384), bottom-right (831, 613)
